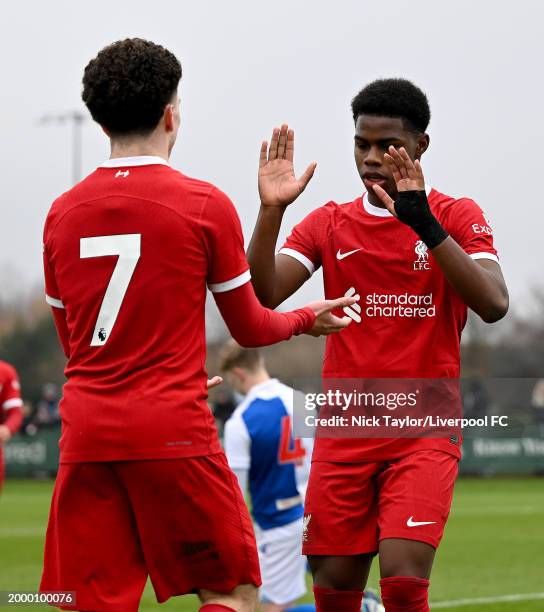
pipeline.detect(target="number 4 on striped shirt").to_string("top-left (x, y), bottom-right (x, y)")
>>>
top-left (278, 415), bottom-right (306, 465)
top-left (80, 234), bottom-right (141, 347)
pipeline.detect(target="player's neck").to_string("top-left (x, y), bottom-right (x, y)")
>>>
top-left (109, 136), bottom-right (170, 162)
top-left (366, 191), bottom-right (387, 209)
top-left (244, 371), bottom-right (271, 395)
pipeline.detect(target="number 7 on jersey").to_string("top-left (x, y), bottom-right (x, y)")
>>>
top-left (80, 234), bottom-right (141, 346)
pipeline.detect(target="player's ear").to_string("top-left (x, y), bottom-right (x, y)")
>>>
top-left (100, 125), bottom-right (111, 138)
top-left (231, 366), bottom-right (246, 382)
top-left (416, 133), bottom-right (430, 159)
top-left (164, 104), bottom-right (176, 133)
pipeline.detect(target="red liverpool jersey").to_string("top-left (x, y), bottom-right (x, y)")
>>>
top-left (280, 188), bottom-right (498, 461)
top-left (0, 360), bottom-right (23, 427)
top-left (43, 156), bottom-right (250, 463)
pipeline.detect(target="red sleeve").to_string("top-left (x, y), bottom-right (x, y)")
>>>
top-left (214, 281), bottom-right (316, 348)
top-left (279, 204), bottom-right (333, 275)
top-left (200, 187), bottom-right (250, 292)
top-left (442, 199), bottom-right (499, 263)
top-left (43, 228), bottom-right (70, 358)
top-left (43, 230), bottom-right (63, 307)
top-left (4, 406), bottom-right (23, 435)
top-left (52, 308), bottom-right (70, 358)
top-left (1, 364), bottom-right (23, 435)
top-left (201, 187), bottom-right (316, 343)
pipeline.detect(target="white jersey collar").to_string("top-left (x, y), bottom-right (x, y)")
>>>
top-left (244, 378), bottom-right (281, 402)
top-left (100, 155), bottom-right (169, 168)
top-left (362, 184), bottom-right (432, 218)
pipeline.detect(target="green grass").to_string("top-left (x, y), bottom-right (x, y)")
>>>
top-left (1, 478), bottom-right (543, 611)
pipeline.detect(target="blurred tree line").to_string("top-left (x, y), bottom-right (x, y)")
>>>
top-left (0, 288), bottom-right (543, 407)
top-left (0, 295), bottom-right (65, 405)
top-left (462, 289), bottom-right (544, 378)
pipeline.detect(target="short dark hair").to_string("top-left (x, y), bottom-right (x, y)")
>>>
top-left (351, 78), bottom-right (430, 133)
top-left (218, 340), bottom-right (263, 374)
top-left (82, 38), bottom-right (182, 136)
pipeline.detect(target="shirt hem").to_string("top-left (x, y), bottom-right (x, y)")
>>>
top-left (311, 442), bottom-right (461, 463)
top-left (254, 510), bottom-right (304, 531)
top-left (59, 441), bottom-right (222, 464)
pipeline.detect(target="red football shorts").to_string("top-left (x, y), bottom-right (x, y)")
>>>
top-left (302, 450), bottom-right (458, 555)
top-left (40, 453), bottom-right (261, 611)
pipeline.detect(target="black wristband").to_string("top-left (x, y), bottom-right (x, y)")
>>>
top-left (394, 190), bottom-right (449, 250)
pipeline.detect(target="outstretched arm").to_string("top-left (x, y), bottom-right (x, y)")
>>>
top-left (373, 147), bottom-right (508, 323)
top-left (214, 280), bottom-right (355, 348)
top-left (204, 180), bottom-right (353, 344)
top-left (429, 241), bottom-right (508, 323)
top-left (0, 406), bottom-right (23, 442)
top-left (247, 125), bottom-right (316, 308)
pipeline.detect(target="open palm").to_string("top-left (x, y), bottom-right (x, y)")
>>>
top-left (372, 146), bottom-right (426, 215)
top-left (258, 124), bottom-right (316, 208)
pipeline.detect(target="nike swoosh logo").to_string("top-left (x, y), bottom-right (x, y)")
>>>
top-left (336, 248), bottom-right (362, 260)
top-left (407, 516), bottom-right (437, 527)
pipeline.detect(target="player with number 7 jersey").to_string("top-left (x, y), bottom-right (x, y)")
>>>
top-left (40, 39), bottom-right (355, 612)
top-left (44, 158), bottom-right (352, 462)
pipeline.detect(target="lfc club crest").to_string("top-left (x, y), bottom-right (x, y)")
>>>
top-left (413, 240), bottom-right (430, 271)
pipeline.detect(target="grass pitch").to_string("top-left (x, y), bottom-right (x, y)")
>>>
top-left (1, 477), bottom-right (543, 611)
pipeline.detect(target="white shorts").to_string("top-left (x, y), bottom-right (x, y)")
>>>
top-left (255, 518), bottom-right (307, 605)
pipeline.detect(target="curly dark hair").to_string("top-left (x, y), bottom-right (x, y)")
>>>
top-left (351, 78), bottom-right (430, 133)
top-left (82, 38), bottom-right (182, 136)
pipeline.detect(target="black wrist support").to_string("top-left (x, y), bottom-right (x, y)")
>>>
top-left (394, 190), bottom-right (449, 250)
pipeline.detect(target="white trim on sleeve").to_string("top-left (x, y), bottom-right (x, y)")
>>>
top-left (278, 248), bottom-right (315, 275)
top-left (46, 295), bottom-right (65, 309)
top-left (208, 269), bottom-right (251, 293)
top-left (3, 398), bottom-right (23, 410)
top-left (470, 252), bottom-right (499, 263)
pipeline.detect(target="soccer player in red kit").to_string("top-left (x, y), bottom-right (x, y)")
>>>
top-left (0, 360), bottom-right (23, 491)
top-left (248, 79), bottom-right (509, 611)
top-left (39, 39), bottom-right (355, 612)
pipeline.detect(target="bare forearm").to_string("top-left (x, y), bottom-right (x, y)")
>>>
top-left (247, 205), bottom-right (286, 306)
top-left (432, 237), bottom-right (508, 323)
top-left (370, 152), bottom-right (508, 323)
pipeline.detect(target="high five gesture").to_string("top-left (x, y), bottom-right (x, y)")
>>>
top-left (258, 124), bottom-right (317, 208)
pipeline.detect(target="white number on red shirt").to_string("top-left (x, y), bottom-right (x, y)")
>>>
top-left (80, 234), bottom-right (141, 346)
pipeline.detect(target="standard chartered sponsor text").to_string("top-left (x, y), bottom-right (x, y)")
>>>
top-left (365, 292), bottom-right (435, 317)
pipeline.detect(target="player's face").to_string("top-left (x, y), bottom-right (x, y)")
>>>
top-left (354, 115), bottom-right (428, 204)
top-left (224, 370), bottom-right (244, 395)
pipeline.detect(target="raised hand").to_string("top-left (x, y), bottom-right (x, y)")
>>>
top-left (0, 424), bottom-right (12, 444)
top-left (259, 124), bottom-right (317, 208)
top-left (372, 146), bottom-right (426, 216)
top-left (206, 376), bottom-right (223, 389)
top-left (304, 295), bottom-right (357, 337)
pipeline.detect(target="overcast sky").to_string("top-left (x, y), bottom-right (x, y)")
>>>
top-left (1, 0), bottom-right (542, 315)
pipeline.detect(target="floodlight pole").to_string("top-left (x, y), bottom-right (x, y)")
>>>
top-left (39, 111), bottom-right (87, 184)
top-left (72, 112), bottom-right (85, 185)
